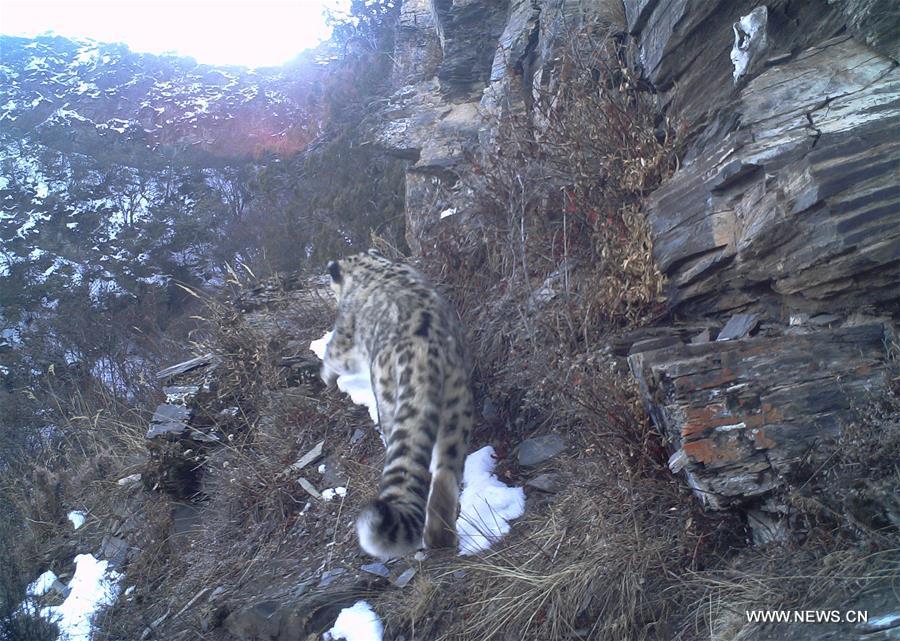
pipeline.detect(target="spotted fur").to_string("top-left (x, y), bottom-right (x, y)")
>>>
top-left (321, 250), bottom-right (473, 559)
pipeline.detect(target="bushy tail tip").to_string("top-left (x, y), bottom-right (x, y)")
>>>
top-left (356, 498), bottom-right (423, 560)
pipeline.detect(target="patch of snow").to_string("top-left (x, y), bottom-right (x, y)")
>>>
top-left (322, 487), bottom-right (347, 502)
top-left (27, 570), bottom-right (58, 597)
top-left (457, 446), bottom-right (525, 555)
top-left (40, 553), bottom-right (123, 641)
top-left (309, 331), bottom-right (333, 360)
top-left (74, 82), bottom-right (99, 95)
top-left (74, 46), bottom-right (100, 65)
top-left (24, 57), bottom-right (47, 71)
top-left (137, 274), bottom-right (169, 286)
top-left (68, 511), bottom-right (86, 529)
top-left (55, 108), bottom-right (92, 124)
top-left (310, 331), bottom-right (379, 424)
top-left (103, 118), bottom-right (131, 133)
top-left (439, 207), bottom-right (457, 219)
top-left (318, 463), bottom-right (327, 473)
top-left (324, 600), bottom-right (383, 641)
top-left (731, 6), bottom-right (768, 82)
top-left (336, 373), bottom-right (378, 423)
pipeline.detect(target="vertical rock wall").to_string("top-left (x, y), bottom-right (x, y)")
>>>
top-left (624, 0), bottom-right (899, 527)
top-left (372, 0), bottom-right (899, 528)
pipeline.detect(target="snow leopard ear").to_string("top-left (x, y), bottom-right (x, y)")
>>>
top-left (327, 260), bottom-right (342, 285)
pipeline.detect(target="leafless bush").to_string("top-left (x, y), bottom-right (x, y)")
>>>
top-left (438, 25), bottom-right (680, 348)
top-left (420, 24), bottom-right (683, 443)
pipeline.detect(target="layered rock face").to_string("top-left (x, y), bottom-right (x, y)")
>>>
top-left (374, 0), bottom-right (899, 531)
top-left (624, 0), bottom-right (899, 528)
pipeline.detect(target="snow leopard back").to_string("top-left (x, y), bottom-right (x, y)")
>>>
top-left (321, 250), bottom-right (473, 559)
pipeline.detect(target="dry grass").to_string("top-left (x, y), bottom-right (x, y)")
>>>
top-left (430, 24), bottom-right (681, 354)
top-left (361, 315), bottom-right (737, 640)
top-left (93, 272), bottom-right (392, 639)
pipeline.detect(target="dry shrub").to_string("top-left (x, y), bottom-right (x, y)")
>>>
top-left (420, 21), bottom-right (682, 444)
top-left (432, 22), bottom-right (680, 354)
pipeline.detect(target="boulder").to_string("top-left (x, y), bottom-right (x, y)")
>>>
top-left (629, 323), bottom-right (893, 509)
top-left (516, 434), bottom-right (567, 467)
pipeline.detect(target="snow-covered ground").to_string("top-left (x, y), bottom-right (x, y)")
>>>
top-left (324, 600), bottom-right (383, 641)
top-left (22, 554), bottom-right (123, 641)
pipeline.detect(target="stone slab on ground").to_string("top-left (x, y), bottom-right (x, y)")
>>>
top-left (146, 404), bottom-right (192, 439)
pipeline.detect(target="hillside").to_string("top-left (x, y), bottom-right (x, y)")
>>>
top-left (2, 2), bottom-right (899, 641)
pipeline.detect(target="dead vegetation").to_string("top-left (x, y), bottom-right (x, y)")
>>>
top-left (91, 273), bottom-right (393, 640)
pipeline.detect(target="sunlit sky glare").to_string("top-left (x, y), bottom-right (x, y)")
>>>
top-left (0, 0), bottom-right (349, 67)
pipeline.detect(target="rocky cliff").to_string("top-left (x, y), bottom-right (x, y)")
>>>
top-left (371, 0), bottom-right (899, 538)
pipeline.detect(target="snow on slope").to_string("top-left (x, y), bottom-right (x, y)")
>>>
top-left (324, 600), bottom-right (383, 641)
top-left (22, 554), bottom-right (123, 641)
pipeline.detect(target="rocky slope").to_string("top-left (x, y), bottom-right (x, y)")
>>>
top-left (0, 34), bottom-right (322, 161)
top-left (7, 2), bottom-right (900, 640)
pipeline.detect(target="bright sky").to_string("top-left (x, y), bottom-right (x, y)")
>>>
top-left (0, 0), bottom-right (349, 67)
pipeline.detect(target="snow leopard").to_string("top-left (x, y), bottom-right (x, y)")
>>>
top-left (321, 249), bottom-right (473, 559)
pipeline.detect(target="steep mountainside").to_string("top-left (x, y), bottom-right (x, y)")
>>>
top-left (3, 2), bottom-right (899, 641)
top-left (1, 34), bottom-right (322, 160)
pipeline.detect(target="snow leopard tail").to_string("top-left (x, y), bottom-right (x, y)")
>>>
top-left (356, 340), bottom-right (444, 560)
